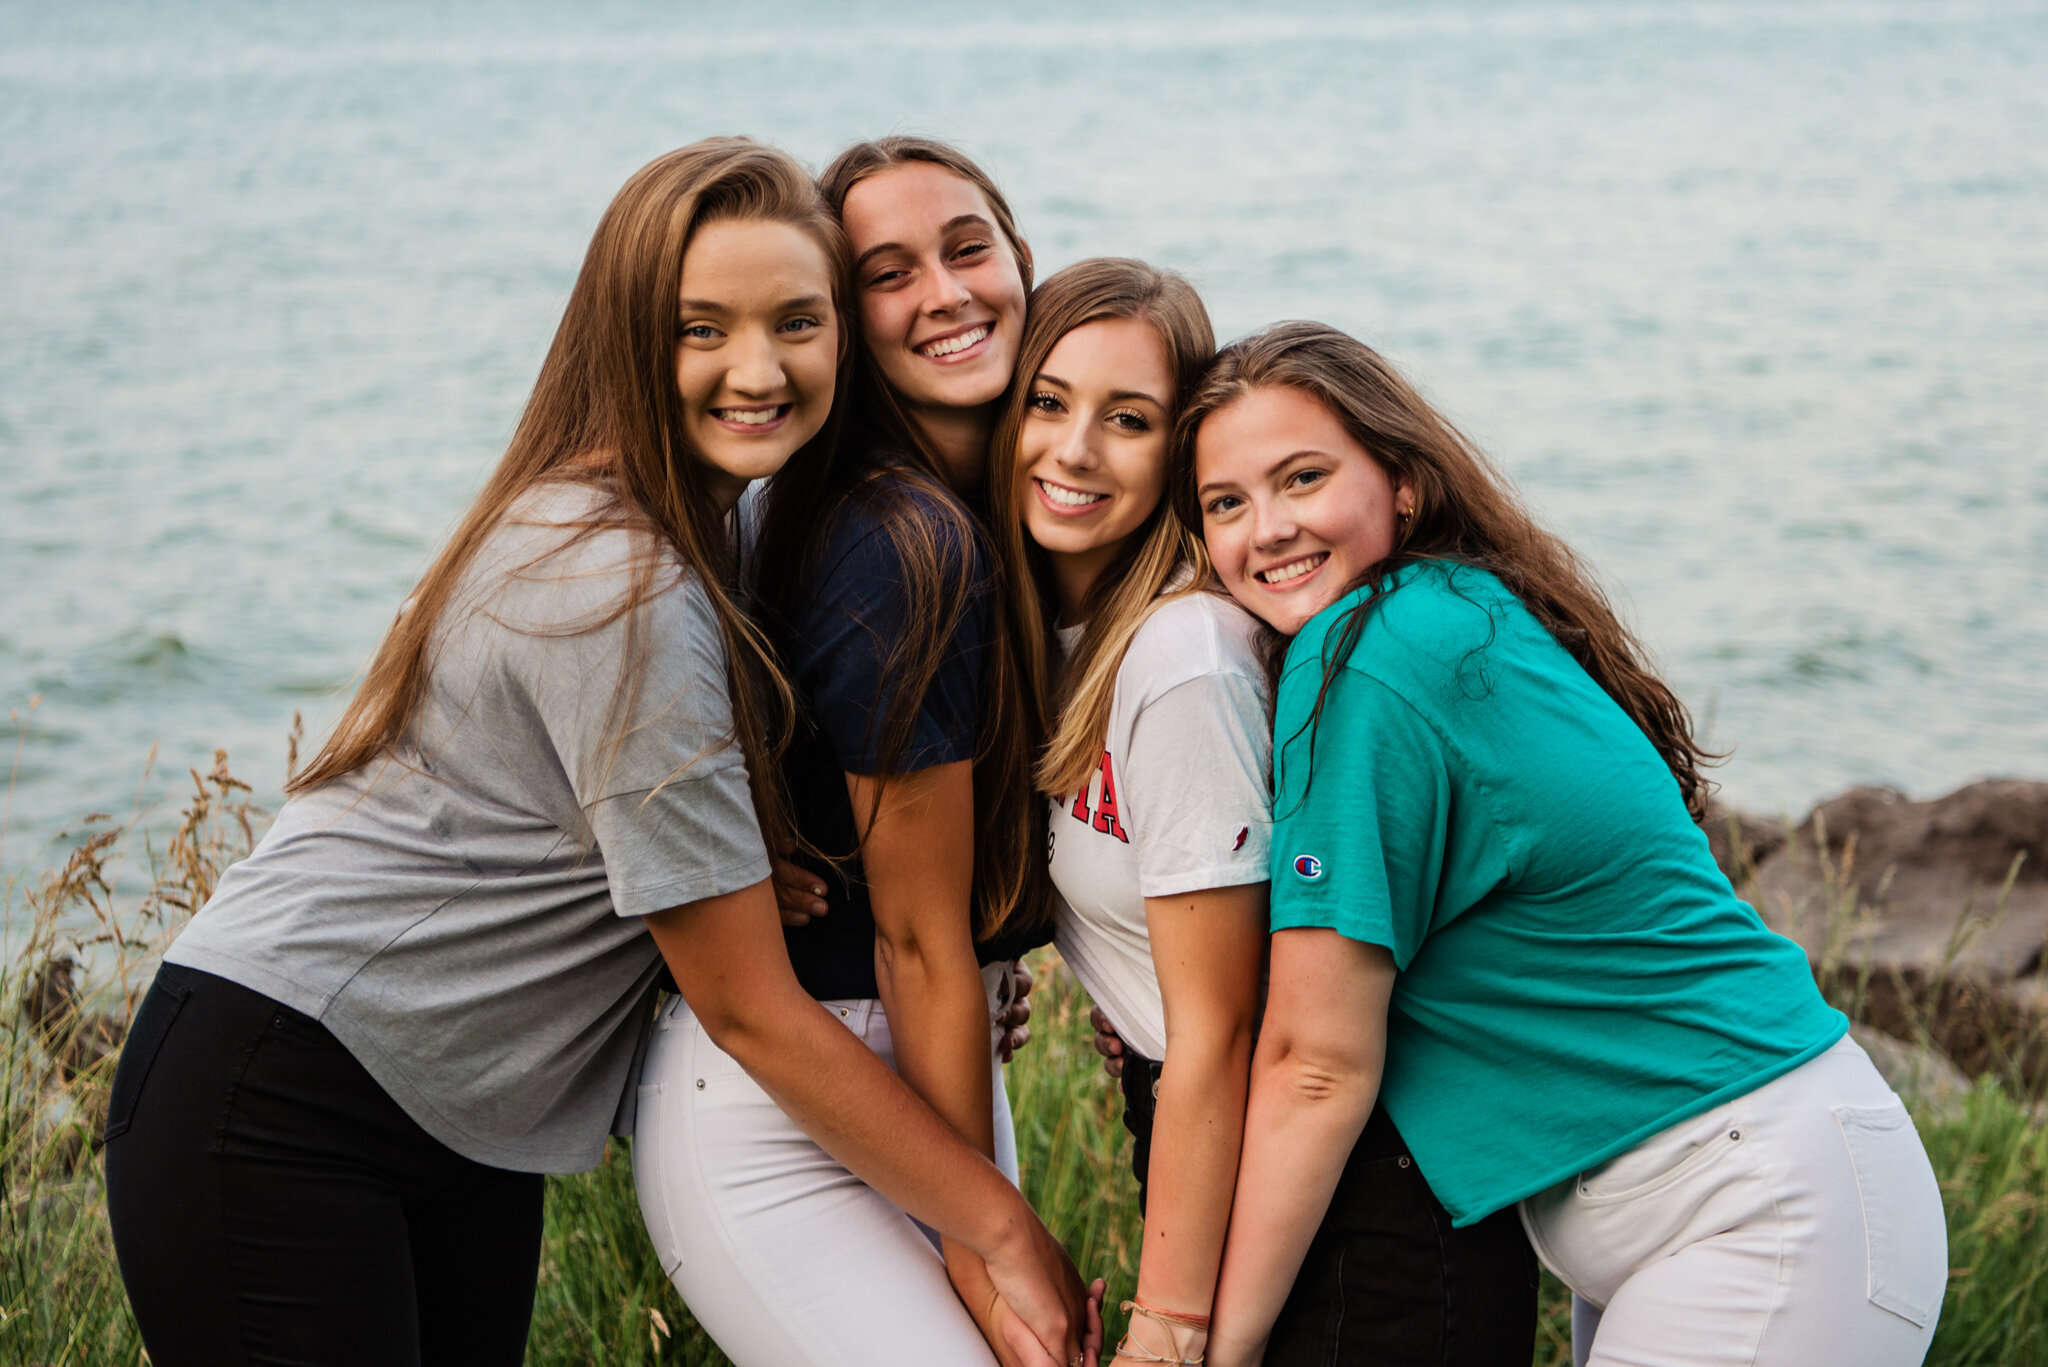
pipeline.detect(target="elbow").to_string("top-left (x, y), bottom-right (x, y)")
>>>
top-left (1263, 1033), bottom-right (1383, 1110)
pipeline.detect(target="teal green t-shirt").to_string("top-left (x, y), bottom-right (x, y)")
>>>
top-left (1269, 561), bottom-right (1845, 1227)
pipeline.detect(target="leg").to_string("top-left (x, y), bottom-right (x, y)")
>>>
top-left (106, 966), bottom-right (427, 1367)
top-left (1534, 1041), bottom-right (1944, 1367)
top-left (632, 997), bottom-right (1001, 1367)
top-left (410, 1163), bottom-right (545, 1367)
top-left (1267, 1106), bottom-right (1537, 1367)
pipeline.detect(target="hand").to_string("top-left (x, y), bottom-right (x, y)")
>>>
top-left (981, 1213), bottom-right (1093, 1367)
top-left (998, 959), bottom-right (1035, 1064)
top-left (770, 841), bottom-right (829, 927)
top-left (1089, 1005), bottom-right (1125, 1080)
top-left (953, 1251), bottom-right (1100, 1367)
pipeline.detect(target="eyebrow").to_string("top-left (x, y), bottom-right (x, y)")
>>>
top-left (677, 294), bottom-right (829, 314)
top-left (1034, 372), bottom-right (1169, 407)
top-left (853, 214), bottom-right (996, 272)
top-left (1196, 449), bottom-right (1327, 497)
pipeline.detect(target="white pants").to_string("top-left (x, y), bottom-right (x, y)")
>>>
top-left (632, 963), bottom-right (1019, 1367)
top-left (1521, 1035), bottom-right (1946, 1367)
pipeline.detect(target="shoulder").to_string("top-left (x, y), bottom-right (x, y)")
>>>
top-left (1289, 563), bottom-right (1524, 682)
top-left (1119, 589), bottom-right (1269, 708)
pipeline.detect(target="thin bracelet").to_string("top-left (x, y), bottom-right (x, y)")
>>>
top-left (1116, 1300), bottom-right (1208, 1365)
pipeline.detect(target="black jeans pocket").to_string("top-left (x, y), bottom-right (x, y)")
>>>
top-left (104, 964), bottom-right (193, 1143)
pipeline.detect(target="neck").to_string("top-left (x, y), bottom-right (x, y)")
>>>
top-left (1049, 540), bottom-right (1126, 628)
top-left (908, 402), bottom-right (995, 498)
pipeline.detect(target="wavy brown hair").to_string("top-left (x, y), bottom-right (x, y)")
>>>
top-left (1171, 321), bottom-right (1718, 818)
top-left (753, 136), bottom-right (1042, 941)
top-left (987, 258), bottom-right (1218, 802)
top-left (292, 138), bottom-right (853, 853)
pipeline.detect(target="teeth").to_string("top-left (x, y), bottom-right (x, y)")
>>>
top-left (1039, 480), bottom-right (1106, 508)
top-left (921, 325), bottom-right (989, 358)
top-left (1258, 554), bottom-right (1326, 585)
top-left (716, 406), bottom-right (784, 426)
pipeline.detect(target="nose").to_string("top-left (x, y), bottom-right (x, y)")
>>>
top-left (1050, 416), bottom-right (1099, 472)
top-left (1250, 496), bottom-right (1296, 551)
top-left (726, 328), bottom-right (787, 397)
top-left (921, 263), bottom-right (974, 317)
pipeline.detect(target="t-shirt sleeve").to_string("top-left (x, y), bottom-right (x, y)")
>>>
top-left (790, 515), bottom-right (991, 776)
top-left (1267, 665), bottom-right (1495, 969)
top-left (519, 571), bottom-right (770, 919)
top-left (1122, 672), bottom-right (1273, 897)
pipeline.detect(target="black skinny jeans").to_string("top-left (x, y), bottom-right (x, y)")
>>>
top-left (1120, 1053), bottom-right (1538, 1366)
top-left (103, 963), bottom-right (545, 1367)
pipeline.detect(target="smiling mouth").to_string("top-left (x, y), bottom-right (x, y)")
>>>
top-left (1036, 478), bottom-right (1108, 511)
top-left (917, 323), bottom-right (990, 359)
top-left (1254, 552), bottom-right (1328, 585)
top-left (712, 404), bottom-right (792, 429)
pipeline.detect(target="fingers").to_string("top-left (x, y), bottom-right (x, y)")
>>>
top-left (1083, 1279), bottom-right (1106, 1367)
top-left (1088, 1005), bottom-right (1125, 1078)
top-left (996, 1302), bottom-right (1060, 1367)
top-left (770, 846), bottom-right (828, 927)
top-left (1011, 958), bottom-right (1035, 1002)
top-left (998, 1022), bottom-right (1031, 1065)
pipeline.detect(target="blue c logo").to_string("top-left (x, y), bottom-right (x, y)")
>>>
top-left (1293, 854), bottom-right (1324, 880)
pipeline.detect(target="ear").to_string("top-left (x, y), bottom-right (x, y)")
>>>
top-left (1393, 472), bottom-right (1417, 518)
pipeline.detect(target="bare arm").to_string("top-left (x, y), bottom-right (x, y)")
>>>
top-left (1207, 928), bottom-right (1395, 1367)
top-left (853, 760), bottom-right (1061, 1364)
top-left (1126, 881), bottom-right (1268, 1361)
top-left (644, 880), bottom-right (1087, 1365)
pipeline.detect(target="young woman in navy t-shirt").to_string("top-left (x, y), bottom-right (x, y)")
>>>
top-left (630, 138), bottom-right (1087, 1367)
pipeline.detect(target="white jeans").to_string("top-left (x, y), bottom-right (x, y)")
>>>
top-left (632, 963), bottom-right (1019, 1367)
top-left (1520, 1035), bottom-right (1946, 1367)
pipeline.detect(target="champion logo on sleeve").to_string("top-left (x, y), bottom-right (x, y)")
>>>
top-left (1233, 826), bottom-right (1249, 852)
top-left (1293, 854), bottom-right (1324, 881)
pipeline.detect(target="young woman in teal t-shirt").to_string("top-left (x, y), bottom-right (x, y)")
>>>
top-left (1175, 322), bottom-right (1948, 1367)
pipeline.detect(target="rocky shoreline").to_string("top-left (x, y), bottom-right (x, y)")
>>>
top-left (1707, 779), bottom-right (2048, 1104)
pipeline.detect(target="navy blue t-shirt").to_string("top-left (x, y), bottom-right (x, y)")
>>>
top-left (777, 471), bottom-right (1044, 1000)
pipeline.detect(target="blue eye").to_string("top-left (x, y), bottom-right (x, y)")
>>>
top-left (779, 316), bottom-right (822, 335)
top-left (679, 323), bottom-right (720, 341)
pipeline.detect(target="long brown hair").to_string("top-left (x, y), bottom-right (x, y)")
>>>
top-left (753, 136), bottom-right (1041, 942)
top-left (1172, 321), bottom-right (1718, 818)
top-left (987, 258), bottom-right (1217, 802)
top-left (292, 138), bottom-right (853, 854)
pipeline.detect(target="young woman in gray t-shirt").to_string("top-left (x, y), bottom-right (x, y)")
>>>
top-left (102, 139), bottom-right (1093, 1367)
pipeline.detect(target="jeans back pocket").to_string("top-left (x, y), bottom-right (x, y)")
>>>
top-left (1834, 1102), bottom-right (1948, 1327)
top-left (103, 965), bottom-right (192, 1142)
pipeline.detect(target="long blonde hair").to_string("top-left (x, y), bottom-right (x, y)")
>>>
top-left (987, 258), bottom-right (1217, 801)
top-left (292, 139), bottom-right (852, 853)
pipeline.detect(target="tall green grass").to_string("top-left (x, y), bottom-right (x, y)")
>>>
top-left (3, 743), bottom-right (2044, 1364)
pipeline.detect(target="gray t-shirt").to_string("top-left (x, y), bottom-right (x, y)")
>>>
top-left (169, 482), bottom-right (770, 1172)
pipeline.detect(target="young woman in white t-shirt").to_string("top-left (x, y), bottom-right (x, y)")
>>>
top-left (987, 258), bottom-right (1271, 1367)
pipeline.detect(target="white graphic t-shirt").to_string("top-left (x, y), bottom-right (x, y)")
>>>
top-left (1048, 589), bottom-right (1273, 1062)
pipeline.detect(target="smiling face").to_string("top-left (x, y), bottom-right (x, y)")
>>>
top-left (673, 217), bottom-right (840, 510)
top-left (1193, 385), bottom-right (1414, 636)
top-left (1016, 317), bottom-right (1175, 612)
top-left (839, 161), bottom-right (1029, 424)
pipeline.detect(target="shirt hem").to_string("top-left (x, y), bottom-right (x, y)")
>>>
top-left (1437, 1012), bottom-right (1852, 1227)
top-left (161, 942), bottom-right (611, 1173)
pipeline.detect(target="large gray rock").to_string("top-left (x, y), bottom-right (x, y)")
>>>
top-left (1738, 779), bottom-right (2048, 1083)
top-left (1750, 780), bottom-right (2045, 980)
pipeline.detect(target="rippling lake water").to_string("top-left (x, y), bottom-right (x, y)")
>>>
top-left (3, 0), bottom-right (2045, 867)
